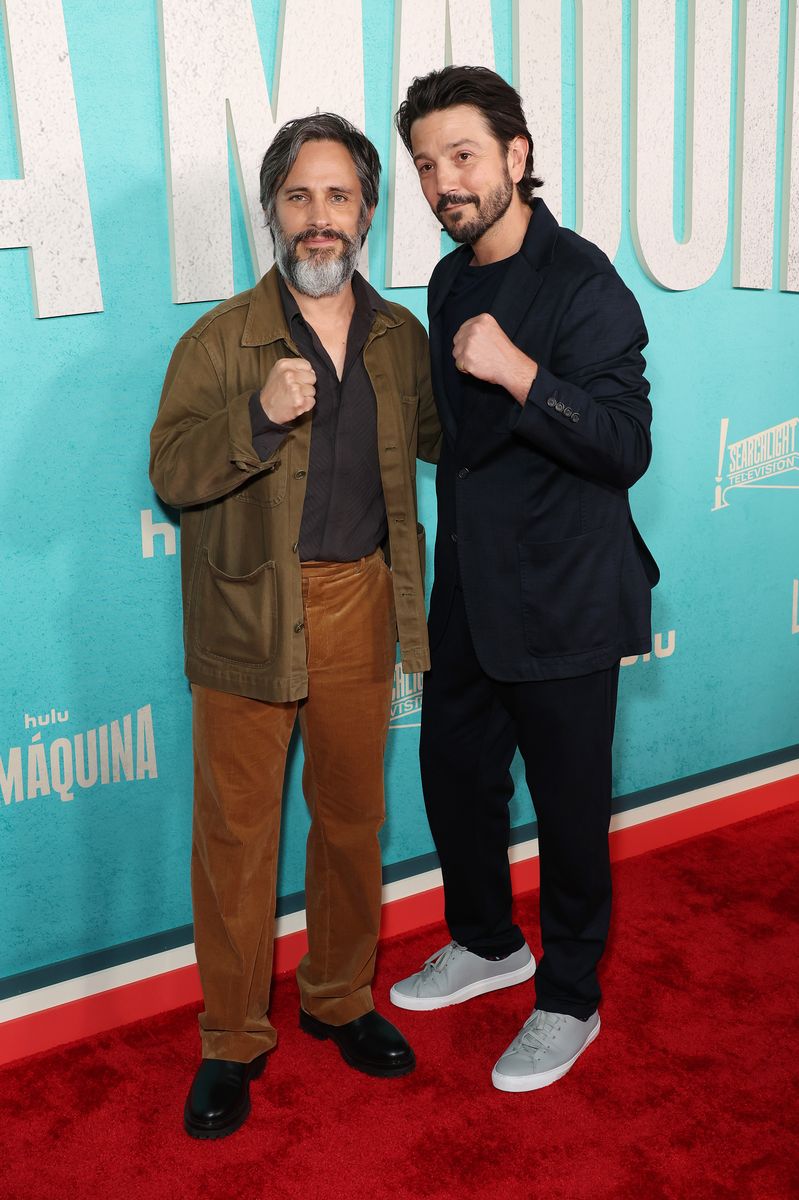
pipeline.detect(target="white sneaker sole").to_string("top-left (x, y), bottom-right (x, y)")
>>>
top-left (389, 955), bottom-right (536, 1012)
top-left (490, 1015), bottom-right (600, 1092)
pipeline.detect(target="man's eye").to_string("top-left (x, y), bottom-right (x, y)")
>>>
top-left (458, 152), bottom-right (471, 162)
top-left (288, 194), bottom-right (307, 202)
top-left (417, 163), bottom-right (432, 174)
top-left (331, 195), bottom-right (348, 203)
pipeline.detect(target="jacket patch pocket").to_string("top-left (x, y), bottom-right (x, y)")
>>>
top-left (518, 525), bottom-right (620, 657)
top-left (193, 551), bottom-right (278, 666)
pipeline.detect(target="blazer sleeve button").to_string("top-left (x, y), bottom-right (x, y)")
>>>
top-left (571, 412), bottom-right (580, 423)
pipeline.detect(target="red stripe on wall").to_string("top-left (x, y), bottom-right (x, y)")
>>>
top-left (0, 964), bottom-right (202, 1068)
top-left (609, 774), bottom-right (798, 860)
top-left (1, 771), bottom-right (796, 1066)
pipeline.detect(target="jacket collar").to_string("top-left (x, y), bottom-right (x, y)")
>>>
top-left (428, 197), bottom-right (560, 321)
top-left (241, 265), bottom-right (401, 347)
top-left (426, 198), bottom-right (560, 444)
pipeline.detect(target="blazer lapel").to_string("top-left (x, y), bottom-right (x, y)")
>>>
top-left (489, 199), bottom-right (559, 342)
top-left (489, 253), bottom-right (545, 343)
top-left (426, 199), bottom-right (560, 440)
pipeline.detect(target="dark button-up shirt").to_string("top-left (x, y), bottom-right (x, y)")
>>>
top-left (249, 271), bottom-right (388, 562)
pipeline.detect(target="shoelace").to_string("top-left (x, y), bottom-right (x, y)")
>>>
top-left (519, 1010), bottom-right (560, 1053)
top-left (419, 941), bottom-right (465, 977)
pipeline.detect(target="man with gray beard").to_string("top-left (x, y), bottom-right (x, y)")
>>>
top-left (150, 113), bottom-right (440, 1138)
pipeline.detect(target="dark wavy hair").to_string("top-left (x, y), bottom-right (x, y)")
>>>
top-left (259, 112), bottom-right (380, 239)
top-left (395, 65), bottom-right (543, 205)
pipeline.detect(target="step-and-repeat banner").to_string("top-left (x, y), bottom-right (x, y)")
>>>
top-left (1, 0), bottom-right (797, 984)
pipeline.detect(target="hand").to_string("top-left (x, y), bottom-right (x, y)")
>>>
top-left (452, 313), bottom-right (538, 405)
top-left (259, 357), bottom-right (316, 425)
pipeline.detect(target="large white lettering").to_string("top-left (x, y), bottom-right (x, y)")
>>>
top-left (1, 2), bottom-right (796, 304)
top-left (515, 0), bottom-right (623, 259)
top-left (0, 0), bottom-right (102, 317)
top-left (782, 0), bottom-right (799, 291)
top-left (159, 0), bottom-right (366, 303)
top-left (386, 0), bottom-right (495, 288)
top-left (574, 0), bottom-right (623, 259)
top-left (734, 0), bottom-right (781, 289)
top-left (631, 0), bottom-right (733, 291)
top-left (513, 0), bottom-right (562, 224)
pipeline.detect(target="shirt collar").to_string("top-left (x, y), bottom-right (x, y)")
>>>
top-left (277, 268), bottom-right (392, 327)
top-left (242, 265), bottom-right (399, 347)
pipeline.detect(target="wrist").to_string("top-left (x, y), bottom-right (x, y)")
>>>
top-left (259, 388), bottom-right (274, 422)
top-left (505, 349), bottom-right (538, 406)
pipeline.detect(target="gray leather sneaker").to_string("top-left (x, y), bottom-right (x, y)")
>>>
top-left (491, 1009), bottom-right (600, 1092)
top-left (390, 941), bottom-right (535, 1011)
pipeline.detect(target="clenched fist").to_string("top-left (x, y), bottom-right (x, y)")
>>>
top-left (259, 357), bottom-right (317, 425)
top-left (452, 312), bottom-right (538, 406)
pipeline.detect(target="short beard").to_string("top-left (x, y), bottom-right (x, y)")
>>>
top-left (272, 223), bottom-right (362, 298)
top-left (439, 169), bottom-right (514, 245)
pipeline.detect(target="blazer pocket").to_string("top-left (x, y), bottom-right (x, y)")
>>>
top-left (518, 526), bottom-right (619, 657)
top-left (193, 551), bottom-right (278, 666)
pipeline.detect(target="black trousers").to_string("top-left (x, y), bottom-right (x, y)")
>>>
top-left (419, 584), bottom-right (620, 1019)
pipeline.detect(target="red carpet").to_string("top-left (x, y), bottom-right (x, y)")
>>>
top-left (3, 802), bottom-right (798, 1200)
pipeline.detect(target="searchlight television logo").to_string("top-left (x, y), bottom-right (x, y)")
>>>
top-left (712, 416), bottom-right (799, 510)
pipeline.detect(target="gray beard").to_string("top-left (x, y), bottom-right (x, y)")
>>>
top-left (444, 173), bottom-right (514, 246)
top-left (272, 225), bottom-right (360, 298)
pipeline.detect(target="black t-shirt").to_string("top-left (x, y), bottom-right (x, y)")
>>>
top-left (441, 253), bottom-right (516, 428)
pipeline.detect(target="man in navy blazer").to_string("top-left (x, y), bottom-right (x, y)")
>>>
top-left (390, 66), bottom-right (659, 1092)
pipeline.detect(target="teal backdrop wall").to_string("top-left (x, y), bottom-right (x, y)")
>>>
top-left (1, 0), bottom-right (798, 995)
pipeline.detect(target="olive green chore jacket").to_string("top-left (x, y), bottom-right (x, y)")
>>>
top-left (150, 267), bottom-right (441, 703)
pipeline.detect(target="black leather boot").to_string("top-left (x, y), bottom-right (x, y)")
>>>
top-left (183, 1052), bottom-right (268, 1139)
top-left (299, 1008), bottom-right (415, 1077)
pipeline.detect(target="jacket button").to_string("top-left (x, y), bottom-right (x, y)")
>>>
top-left (564, 407), bottom-right (572, 417)
top-left (450, 532), bottom-right (458, 543)
top-left (546, 396), bottom-right (556, 408)
top-left (571, 412), bottom-right (580, 423)
top-left (294, 469), bottom-right (306, 479)
top-left (294, 620), bottom-right (304, 633)
top-left (555, 401), bottom-right (565, 413)
top-left (457, 467), bottom-right (469, 479)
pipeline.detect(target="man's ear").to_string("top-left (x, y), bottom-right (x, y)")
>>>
top-left (507, 136), bottom-right (528, 185)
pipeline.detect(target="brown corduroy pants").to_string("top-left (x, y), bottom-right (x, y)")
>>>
top-left (191, 549), bottom-right (396, 1062)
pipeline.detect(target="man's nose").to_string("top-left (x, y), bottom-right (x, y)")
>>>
top-left (306, 196), bottom-right (330, 227)
top-left (436, 161), bottom-right (460, 195)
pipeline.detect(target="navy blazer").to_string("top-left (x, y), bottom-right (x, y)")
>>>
top-left (427, 198), bottom-right (659, 681)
